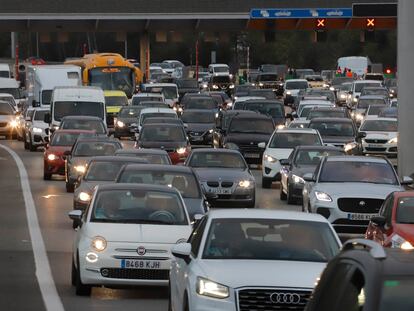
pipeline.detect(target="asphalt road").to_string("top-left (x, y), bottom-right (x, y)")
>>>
top-left (0, 139), bottom-right (297, 311)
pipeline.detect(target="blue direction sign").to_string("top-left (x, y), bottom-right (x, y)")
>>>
top-left (250, 8), bottom-right (353, 19)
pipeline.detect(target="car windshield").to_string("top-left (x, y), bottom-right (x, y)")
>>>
top-left (229, 118), bottom-right (274, 134)
top-left (202, 219), bottom-right (339, 262)
top-left (396, 197), bottom-right (414, 224)
top-left (91, 190), bottom-right (188, 225)
top-left (212, 76), bottom-right (230, 83)
top-left (84, 161), bottom-right (126, 181)
top-left (379, 278), bottom-right (414, 311)
top-left (299, 106), bottom-right (314, 118)
top-left (379, 109), bottom-right (398, 118)
top-left (361, 89), bottom-right (388, 96)
top-left (141, 113), bottom-right (177, 125)
top-left (339, 84), bottom-right (352, 91)
top-left (257, 74), bottom-right (278, 81)
top-left (355, 83), bottom-right (381, 92)
top-left (61, 119), bottom-right (106, 134)
top-left (74, 142), bottom-right (120, 156)
top-left (360, 120), bottom-right (397, 132)
top-left (294, 149), bottom-right (344, 166)
top-left (146, 86), bottom-right (177, 99)
top-left (131, 96), bottom-right (163, 106)
top-left (51, 132), bottom-right (81, 146)
top-left (248, 89), bottom-right (276, 99)
top-left (53, 102), bottom-right (104, 121)
top-left (0, 102), bottom-right (14, 115)
top-left (181, 111), bottom-right (215, 123)
top-left (0, 88), bottom-right (23, 99)
top-left (367, 106), bottom-right (384, 115)
top-left (89, 67), bottom-right (134, 97)
top-left (176, 80), bottom-right (198, 88)
top-left (189, 152), bottom-right (246, 169)
top-left (307, 110), bottom-right (345, 120)
top-left (140, 126), bottom-right (185, 142)
top-left (143, 117), bottom-right (180, 125)
top-left (115, 152), bottom-right (171, 164)
top-left (118, 171), bottom-right (200, 198)
top-left (305, 90), bottom-right (335, 101)
top-left (118, 107), bottom-right (142, 118)
top-left (213, 66), bottom-right (229, 73)
top-left (185, 98), bottom-right (216, 110)
top-left (358, 99), bottom-right (387, 109)
top-left (285, 82), bottom-right (308, 90)
top-left (34, 110), bottom-right (48, 121)
top-left (269, 133), bottom-right (321, 148)
top-left (319, 161), bottom-right (398, 184)
top-left (310, 121), bottom-right (355, 137)
top-left (42, 90), bottom-right (53, 105)
top-left (105, 96), bottom-right (128, 107)
top-left (306, 75), bottom-right (323, 82)
top-left (244, 102), bottom-right (284, 118)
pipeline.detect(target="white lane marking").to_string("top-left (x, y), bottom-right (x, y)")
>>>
top-left (0, 144), bottom-right (65, 311)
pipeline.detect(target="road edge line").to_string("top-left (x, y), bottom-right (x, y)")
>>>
top-left (0, 143), bottom-right (65, 311)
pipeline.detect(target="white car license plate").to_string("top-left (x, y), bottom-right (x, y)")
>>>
top-left (368, 144), bottom-right (383, 148)
top-left (347, 213), bottom-right (376, 221)
top-left (209, 188), bottom-right (232, 195)
top-left (121, 259), bottom-right (161, 269)
top-left (244, 153), bottom-right (260, 158)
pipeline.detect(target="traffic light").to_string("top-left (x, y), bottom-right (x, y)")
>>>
top-left (314, 19), bottom-right (327, 42)
top-left (366, 18), bottom-right (375, 30)
top-left (316, 19), bottom-right (326, 29)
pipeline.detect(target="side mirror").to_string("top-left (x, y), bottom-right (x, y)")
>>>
top-left (171, 243), bottom-right (192, 264)
top-left (279, 159), bottom-right (290, 166)
top-left (44, 112), bottom-right (51, 124)
top-left (192, 214), bottom-right (204, 227)
top-left (303, 173), bottom-right (315, 182)
top-left (371, 215), bottom-right (386, 227)
top-left (292, 112), bottom-right (298, 118)
top-left (258, 142), bottom-right (266, 149)
top-left (63, 150), bottom-right (71, 156)
top-left (357, 132), bottom-right (367, 139)
top-left (401, 176), bottom-right (413, 185)
top-left (68, 210), bottom-right (83, 228)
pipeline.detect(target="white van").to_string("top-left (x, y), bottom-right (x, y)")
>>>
top-left (0, 77), bottom-right (25, 109)
top-left (0, 64), bottom-right (11, 78)
top-left (26, 65), bottom-right (81, 107)
top-left (141, 83), bottom-right (178, 107)
top-left (208, 64), bottom-right (230, 76)
top-left (48, 86), bottom-right (106, 130)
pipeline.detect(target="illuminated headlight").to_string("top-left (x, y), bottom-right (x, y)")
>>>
top-left (264, 154), bottom-right (277, 163)
top-left (353, 97), bottom-right (358, 102)
top-left (286, 91), bottom-right (292, 96)
top-left (85, 252), bottom-right (98, 263)
top-left (91, 236), bottom-right (107, 252)
top-left (173, 106), bottom-right (178, 111)
top-left (33, 127), bottom-right (43, 133)
top-left (259, 83), bottom-right (264, 87)
top-left (401, 241), bottom-right (414, 250)
top-left (227, 102), bottom-right (233, 107)
top-left (196, 277), bottom-right (229, 299)
top-left (229, 84), bottom-right (235, 89)
top-left (238, 180), bottom-right (253, 188)
top-left (315, 191), bottom-right (332, 202)
top-left (212, 85), bottom-right (219, 90)
top-left (47, 154), bottom-right (57, 161)
top-left (329, 86), bottom-right (335, 91)
top-left (178, 107), bottom-right (183, 112)
top-left (202, 83), bottom-right (208, 89)
top-left (116, 120), bottom-right (125, 128)
top-left (276, 124), bottom-right (285, 129)
top-left (355, 114), bottom-right (364, 121)
top-left (74, 165), bottom-right (87, 174)
top-left (389, 93), bottom-right (394, 98)
top-left (323, 84), bottom-right (329, 88)
top-left (78, 191), bottom-right (91, 202)
top-left (344, 142), bottom-right (357, 152)
top-left (391, 234), bottom-right (414, 250)
top-left (388, 137), bottom-right (398, 144)
top-left (340, 94), bottom-right (346, 99)
top-left (390, 89), bottom-right (395, 93)
top-left (176, 147), bottom-right (187, 154)
top-left (234, 96), bottom-right (238, 100)
top-left (224, 142), bottom-right (239, 150)
top-left (208, 129), bottom-right (214, 133)
top-left (292, 174), bottom-right (305, 184)
top-left (215, 112), bottom-right (219, 118)
top-left (9, 119), bottom-right (18, 128)
top-left (53, 126), bottom-right (59, 130)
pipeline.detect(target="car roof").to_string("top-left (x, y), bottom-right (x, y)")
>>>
top-left (359, 95), bottom-right (388, 100)
top-left (104, 90), bottom-right (127, 97)
top-left (142, 123), bottom-right (182, 128)
top-left (132, 93), bottom-right (163, 98)
top-left (231, 113), bottom-right (273, 120)
top-left (75, 137), bottom-right (120, 143)
top-left (190, 148), bottom-right (241, 155)
top-left (53, 129), bottom-right (94, 134)
top-left (115, 149), bottom-right (168, 155)
top-left (392, 191), bottom-right (414, 200)
top-left (325, 155), bottom-right (388, 164)
top-left (61, 116), bottom-right (102, 120)
top-left (243, 99), bottom-right (283, 105)
top-left (87, 156), bottom-right (147, 163)
top-left (362, 87), bottom-right (387, 90)
top-left (310, 107), bottom-right (346, 111)
top-left (144, 83), bottom-right (177, 87)
top-left (182, 109), bottom-right (216, 114)
top-left (354, 80), bottom-right (382, 84)
top-left (286, 79), bottom-right (308, 83)
top-left (97, 183), bottom-right (180, 193)
top-left (207, 209), bottom-right (330, 223)
top-left (310, 117), bottom-right (353, 123)
top-left (222, 110), bottom-right (256, 115)
top-left (294, 145), bottom-right (344, 151)
top-left (122, 163), bottom-right (193, 173)
top-left (362, 117), bottom-right (397, 122)
top-left (140, 107), bottom-right (175, 114)
top-left (276, 128), bottom-right (319, 134)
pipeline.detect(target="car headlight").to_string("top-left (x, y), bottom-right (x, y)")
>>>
top-left (9, 119), bottom-right (18, 128)
top-left (32, 127), bottom-right (43, 133)
top-left (74, 165), bottom-right (86, 174)
top-left (353, 97), bottom-right (358, 102)
top-left (91, 236), bottom-right (107, 252)
top-left (78, 191), bottom-right (91, 202)
top-left (401, 241), bottom-right (414, 250)
top-left (117, 120), bottom-right (125, 128)
top-left (276, 124), bottom-right (285, 129)
top-left (229, 84), bottom-right (235, 89)
top-left (292, 174), bottom-right (305, 184)
top-left (208, 129), bottom-right (214, 133)
top-left (178, 107), bottom-right (183, 112)
top-left (212, 85), bottom-right (219, 90)
top-left (344, 142), bottom-right (357, 152)
top-left (227, 102), bottom-right (233, 107)
top-left (176, 147), bottom-right (187, 154)
top-left (238, 180), bottom-right (253, 188)
top-left (264, 154), bottom-right (277, 163)
top-left (224, 142), bottom-right (239, 150)
top-left (315, 191), bottom-right (332, 202)
top-left (329, 86), bottom-right (335, 91)
top-left (355, 114), bottom-right (364, 121)
top-left (259, 83), bottom-right (264, 87)
top-left (286, 91), bottom-right (292, 96)
top-left (340, 94), bottom-right (346, 99)
top-left (47, 154), bottom-right (57, 161)
top-left (202, 83), bottom-right (208, 89)
top-left (196, 277), bottom-right (229, 299)
top-left (391, 234), bottom-right (414, 250)
top-left (323, 84), bottom-right (329, 88)
top-left (388, 137), bottom-right (398, 144)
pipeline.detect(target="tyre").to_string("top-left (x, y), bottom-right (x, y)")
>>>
top-left (71, 258), bottom-right (76, 286)
top-left (262, 177), bottom-right (272, 189)
top-left (168, 282), bottom-right (173, 311)
top-left (183, 293), bottom-right (189, 311)
top-left (6, 133), bottom-right (13, 140)
top-left (43, 172), bottom-right (52, 181)
top-left (29, 136), bottom-right (37, 152)
top-left (279, 187), bottom-right (287, 201)
top-left (24, 133), bottom-right (29, 150)
top-left (66, 181), bottom-right (74, 193)
top-left (286, 183), bottom-right (295, 205)
top-left (75, 253), bottom-right (92, 296)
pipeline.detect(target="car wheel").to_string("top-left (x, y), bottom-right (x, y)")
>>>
top-left (279, 186), bottom-right (287, 201)
top-left (168, 282), bottom-right (173, 311)
top-left (24, 133), bottom-right (29, 150)
top-left (286, 183), bottom-right (295, 205)
top-left (66, 181), bottom-right (74, 193)
top-left (183, 292), bottom-right (189, 311)
top-left (262, 177), bottom-right (272, 189)
top-left (71, 258), bottom-right (76, 286)
top-left (29, 136), bottom-right (37, 152)
top-left (75, 252), bottom-right (92, 296)
top-left (43, 172), bottom-right (52, 181)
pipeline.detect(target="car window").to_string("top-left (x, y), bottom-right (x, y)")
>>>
top-left (84, 161), bottom-right (126, 181)
top-left (140, 126), bottom-right (185, 142)
top-left (61, 119), bottom-right (106, 134)
top-left (380, 194), bottom-right (394, 227)
top-left (379, 278), bottom-right (414, 311)
top-left (396, 197), bottom-right (414, 224)
top-left (189, 217), bottom-right (208, 257)
top-left (74, 142), bottom-right (120, 156)
top-left (294, 150), bottom-right (343, 166)
top-left (228, 118), bottom-right (274, 134)
top-left (51, 132), bottom-right (80, 146)
top-left (360, 120), bottom-right (397, 132)
top-left (309, 121), bottom-right (355, 137)
top-left (188, 152), bottom-right (247, 169)
top-left (115, 153), bottom-right (171, 165)
top-left (269, 133), bottom-right (322, 148)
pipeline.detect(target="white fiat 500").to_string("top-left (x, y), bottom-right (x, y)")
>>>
top-left (69, 183), bottom-right (192, 296)
top-left (169, 209), bottom-right (341, 311)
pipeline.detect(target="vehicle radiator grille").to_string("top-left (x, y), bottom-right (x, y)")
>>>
top-left (100, 268), bottom-right (169, 280)
top-left (337, 198), bottom-right (383, 213)
top-left (238, 288), bottom-right (312, 311)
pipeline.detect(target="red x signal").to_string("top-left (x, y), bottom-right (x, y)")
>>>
top-left (367, 18), bottom-right (375, 27)
top-left (317, 19), bottom-right (326, 28)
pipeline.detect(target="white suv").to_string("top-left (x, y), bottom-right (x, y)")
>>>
top-left (260, 128), bottom-right (323, 188)
top-left (169, 209), bottom-right (341, 311)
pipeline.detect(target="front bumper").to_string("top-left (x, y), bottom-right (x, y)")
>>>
top-left (203, 183), bottom-right (255, 208)
top-left (188, 133), bottom-right (213, 145)
top-left (262, 160), bottom-right (282, 180)
top-left (31, 131), bottom-right (49, 146)
top-left (44, 158), bottom-right (65, 175)
top-left (114, 124), bottom-right (136, 137)
top-left (168, 151), bottom-right (189, 164)
top-left (362, 142), bottom-right (397, 157)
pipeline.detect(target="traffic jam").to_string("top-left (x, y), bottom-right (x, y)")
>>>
top-left (1, 53), bottom-right (413, 310)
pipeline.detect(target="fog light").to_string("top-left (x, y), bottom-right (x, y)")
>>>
top-left (101, 268), bottom-right (109, 277)
top-left (86, 252), bottom-right (98, 263)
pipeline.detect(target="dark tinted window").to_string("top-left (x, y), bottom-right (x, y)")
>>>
top-left (189, 152), bottom-right (246, 169)
top-left (380, 278), bottom-right (414, 311)
top-left (294, 149), bottom-right (343, 166)
top-left (0, 102), bottom-right (14, 115)
top-left (189, 217), bottom-right (207, 257)
top-left (54, 102), bottom-right (104, 121)
top-left (61, 119), bottom-right (106, 134)
top-left (396, 197), bottom-right (414, 224)
top-left (140, 126), bottom-right (185, 142)
top-left (119, 107), bottom-right (142, 117)
top-left (243, 102), bottom-right (284, 118)
top-left (34, 110), bottom-right (48, 121)
top-left (269, 133), bottom-right (321, 148)
top-left (85, 161), bottom-right (126, 181)
top-left (181, 111), bottom-right (215, 123)
top-left (360, 120), bottom-right (397, 132)
top-left (309, 121), bottom-right (355, 137)
top-left (74, 141), bottom-right (120, 156)
top-left (184, 98), bottom-right (216, 110)
top-left (229, 118), bottom-right (274, 134)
